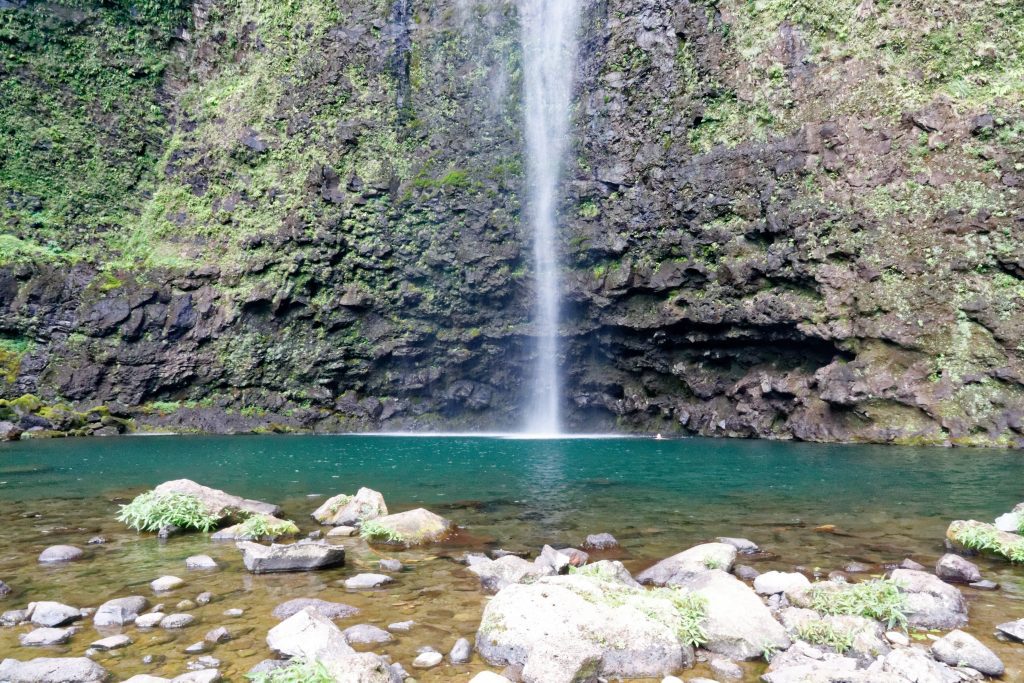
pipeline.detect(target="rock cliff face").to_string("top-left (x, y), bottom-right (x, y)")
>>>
top-left (1, 0), bottom-right (1022, 445)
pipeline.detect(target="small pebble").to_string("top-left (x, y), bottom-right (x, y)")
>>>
top-left (177, 600), bottom-right (197, 611)
top-left (223, 608), bottom-right (244, 618)
top-left (196, 592), bottom-right (214, 606)
top-left (380, 558), bottom-right (403, 572)
top-left (412, 651), bottom-right (443, 669)
top-left (205, 627), bottom-right (231, 643)
top-left (87, 536), bottom-right (107, 545)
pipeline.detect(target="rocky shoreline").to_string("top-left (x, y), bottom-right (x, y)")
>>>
top-left (1, 479), bottom-right (1022, 682)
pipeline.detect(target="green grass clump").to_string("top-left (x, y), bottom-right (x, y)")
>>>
top-left (359, 519), bottom-right (404, 544)
top-left (952, 522), bottom-right (1024, 563)
top-left (809, 579), bottom-right (907, 630)
top-left (246, 658), bottom-right (332, 683)
top-left (118, 491), bottom-right (220, 532)
top-left (795, 620), bottom-right (856, 654)
top-left (660, 589), bottom-right (708, 648)
top-left (237, 515), bottom-right (299, 539)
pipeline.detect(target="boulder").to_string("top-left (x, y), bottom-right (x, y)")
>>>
top-left (994, 509), bottom-right (1022, 532)
top-left (582, 533), bottom-right (619, 550)
top-left (683, 570), bottom-right (790, 660)
top-left (754, 571), bottom-right (810, 596)
top-left (716, 537), bottom-right (759, 554)
top-left (28, 602), bottom-right (81, 628)
top-left (19, 627), bottom-right (76, 646)
top-left (151, 576), bottom-right (185, 592)
top-left (0, 657), bottom-right (109, 682)
top-left (780, 609), bottom-right (889, 665)
top-left (93, 596), bottom-right (148, 627)
top-left (637, 543), bottom-right (738, 586)
top-left (153, 479), bottom-right (280, 518)
top-left (237, 540), bottom-right (345, 573)
top-left (185, 555), bottom-right (218, 570)
top-left (171, 672), bottom-right (219, 683)
top-left (710, 658), bottom-right (743, 679)
top-left (889, 569), bottom-right (968, 629)
top-left (266, 607), bottom-right (353, 660)
top-left (271, 598), bottom-right (359, 621)
top-left (469, 555), bottom-right (553, 594)
top-left (761, 641), bottom-right (882, 683)
top-left (38, 546), bottom-right (83, 564)
top-left (362, 508), bottom-right (452, 545)
top-left (343, 624), bottom-right (393, 644)
top-left (879, 647), bottom-right (960, 683)
top-left (935, 554), bottom-right (981, 583)
top-left (344, 573), bottom-right (393, 590)
top-left (946, 519), bottom-right (1024, 562)
top-left (312, 487), bottom-right (388, 526)
top-left (476, 573), bottom-right (696, 682)
top-left (996, 618), bottom-right (1024, 641)
top-left (326, 526), bottom-right (359, 538)
top-left (931, 629), bottom-right (1004, 676)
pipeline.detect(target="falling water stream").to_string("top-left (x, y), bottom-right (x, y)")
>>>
top-left (521, 0), bottom-right (581, 435)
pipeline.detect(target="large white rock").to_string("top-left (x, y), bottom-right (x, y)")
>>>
top-left (754, 571), bottom-right (810, 596)
top-left (312, 487), bottom-right (387, 526)
top-left (362, 508), bottom-right (452, 545)
top-left (153, 479), bottom-right (280, 518)
top-left (637, 543), bottom-right (738, 586)
top-left (266, 607), bottom-right (354, 661)
top-left (682, 570), bottom-right (790, 660)
top-left (0, 657), bottom-right (108, 683)
top-left (476, 573), bottom-right (696, 682)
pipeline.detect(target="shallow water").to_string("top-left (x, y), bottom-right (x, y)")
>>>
top-left (0, 435), bottom-right (1022, 681)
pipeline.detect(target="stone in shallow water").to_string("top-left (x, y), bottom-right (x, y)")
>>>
top-left (312, 487), bottom-right (388, 526)
top-left (204, 627), bottom-right (231, 643)
top-left (186, 555), bottom-right (218, 570)
top-left (470, 674), bottom-right (512, 683)
top-left (271, 598), bottom-right (358, 621)
top-left (93, 596), bottom-right (148, 627)
top-left (151, 576), bottom-right (185, 592)
top-left (969, 579), bottom-right (999, 590)
top-left (935, 554), bottom-right (981, 583)
top-left (171, 670), bottom-right (221, 683)
top-left (363, 508), bottom-right (453, 546)
top-left (123, 676), bottom-right (171, 683)
top-left (90, 634), bottom-right (132, 651)
top-left (710, 657), bottom-right (743, 680)
top-left (344, 573), bottom-right (393, 590)
top-left (343, 624), bottom-right (393, 645)
top-left (754, 571), bottom-right (810, 596)
top-left (19, 627), bottom-right (76, 646)
top-left (889, 568), bottom-right (968, 630)
top-left (135, 612), bottom-right (165, 628)
top-left (266, 607), bottom-right (353, 660)
top-left (28, 601), bottom-right (81, 627)
top-left (0, 657), bottom-right (108, 683)
top-left (183, 642), bottom-right (207, 654)
top-left (450, 637), bottom-right (472, 663)
top-left (379, 558), bottom-right (402, 572)
top-left (0, 579), bottom-right (11, 596)
top-left (153, 478), bottom-right (280, 518)
top-left (716, 537), bottom-right (759, 554)
top-left (996, 618), bottom-right (1024, 641)
top-left (223, 608), bottom-right (244, 618)
top-left (582, 533), bottom-right (618, 550)
top-left (468, 555), bottom-right (552, 595)
top-left (388, 620), bottom-right (415, 632)
top-left (899, 558), bottom-right (926, 571)
top-left (412, 651), bottom-right (443, 669)
top-left (237, 540), bottom-right (345, 573)
top-left (160, 613), bottom-right (196, 629)
top-left (931, 629), bottom-right (1004, 676)
top-left (38, 545), bottom-right (84, 563)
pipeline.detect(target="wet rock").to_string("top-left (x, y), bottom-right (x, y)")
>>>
top-left (151, 576), bottom-right (185, 592)
top-left (716, 537), bottom-right (759, 554)
top-left (0, 580), bottom-right (10, 597)
top-left (761, 641), bottom-right (861, 683)
top-left (183, 642), bottom-right (207, 655)
top-left (204, 627), bottom-right (231, 643)
top-left (843, 561), bottom-right (871, 573)
top-left (886, 631), bottom-right (909, 646)
top-left (237, 540), bottom-right (345, 573)
top-left (412, 651), bottom-right (443, 669)
top-left (684, 570), bottom-right (790, 660)
top-left (388, 620), bottom-right (415, 632)
top-left (879, 646), bottom-right (961, 683)
top-left (582, 533), bottom-right (618, 550)
top-left (362, 508), bottom-right (453, 546)
top-left (153, 479), bottom-right (280, 518)
top-left (135, 612), bottom-right (165, 628)
top-left (1, 609), bottom-right (27, 626)
top-left (379, 558), bottom-right (402, 572)
top-left (450, 637), bottom-right (472, 663)
top-left (27, 601), bottom-right (81, 627)
top-left (946, 520), bottom-right (1024, 563)
top-left (969, 579), bottom-right (998, 590)
top-left (271, 598), bottom-right (359, 621)
top-left (171, 670), bottom-right (220, 683)
top-left (195, 592), bottom-right (213, 606)
top-left (935, 554), bottom-right (981, 583)
top-left (187, 657), bottom-right (220, 671)
top-left (468, 555), bottom-right (552, 594)
top-left (312, 487), bottom-right (388, 526)
top-left (222, 608), bottom-right (243, 618)
top-left (123, 676), bottom-right (170, 683)
top-left (211, 514), bottom-right (296, 542)
top-left (160, 613), bottom-right (196, 629)
top-left (86, 537), bottom-right (106, 545)
top-left (245, 661), bottom-right (287, 678)
top-left (38, 545), bottom-right (83, 564)
top-left (889, 569), bottom-right (968, 629)
top-left (90, 634), bottom-right (131, 651)
top-left (734, 565), bottom-right (760, 581)
top-left (322, 653), bottom-right (400, 682)
top-left (535, 545), bottom-right (573, 574)
top-left (780, 609), bottom-right (889, 665)
top-left (931, 629), bottom-right (1004, 676)
top-left (267, 607), bottom-right (353, 660)
top-left (343, 624), bottom-right (393, 645)
top-left (185, 555), bottom-right (218, 570)
top-left (0, 657), bottom-right (109, 682)
top-left (994, 510), bottom-right (1022, 533)
top-left (176, 600), bottom-right (197, 611)
top-left (637, 543), bottom-right (737, 586)
top-left (344, 573), bottom-right (393, 590)
top-left (996, 618), bottom-right (1024, 641)
top-left (709, 657), bottom-right (743, 679)
top-left (326, 526), bottom-right (358, 538)
top-left (476, 573), bottom-right (695, 680)
top-left (19, 627), bottom-right (76, 646)
top-left (754, 571), bottom-right (810, 596)
top-left (899, 558), bottom-right (926, 571)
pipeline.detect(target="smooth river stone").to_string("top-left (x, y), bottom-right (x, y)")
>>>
top-left (344, 573), bottom-right (393, 590)
top-left (28, 601), bottom-right (81, 627)
top-left (38, 545), bottom-right (84, 563)
top-left (19, 627), bottom-right (76, 646)
top-left (151, 576), bottom-right (185, 592)
top-left (90, 634), bottom-right (132, 651)
top-left (94, 596), bottom-right (149, 626)
top-left (271, 598), bottom-right (358, 621)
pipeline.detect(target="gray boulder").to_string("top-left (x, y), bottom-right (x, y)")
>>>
top-left (361, 508), bottom-right (452, 545)
top-left (19, 627), bottom-right (76, 646)
top-left (469, 555), bottom-right (552, 594)
top-left (476, 573), bottom-right (696, 682)
top-left (935, 554), bottom-right (981, 583)
top-left (237, 540), bottom-right (345, 573)
top-left (271, 598), bottom-right (359, 621)
top-left (879, 647), bottom-right (960, 683)
top-left (153, 479), bottom-right (279, 518)
top-left (890, 569), bottom-right (968, 629)
top-left (716, 537), bottom-right (759, 554)
top-left (0, 657), bottom-right (108, 682)
top-left (996, 618), bottom-right (1024, 641)
top-left (582, 533), bottom-right (618, 550)
top-left (38, 546), bottom-right (83, 564)
top-left (683, 570), bottom-right (790, 660)
top-left (312, 487), bottom-right (388, 526)
top-left (931, 629), bottom-right (1004, 676)
top-left (93, 596), bottom-right (148, 627)
top-left (343, 624), bottom-right (393, 645)
top-left (28, 602), bottom-right (81, 628)
top-left (637, 543), bottom-right (738, 586)
top-left (266, 607), bottom-right (353, 660)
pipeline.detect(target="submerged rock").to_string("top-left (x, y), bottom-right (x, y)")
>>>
top-left (716, 537), bottom-right (759, 554)
top-left (412, 651), bottom-right (443, 669)
top-left (946, 519), bottom-right (1024, 562)
top-left (361, 508), bottom-right (452, 545)
top-left (476, 572), bottom-right (697, 681)
top-left (93, 596), bottom-right (148, 627)
top-left (153, 479), bottom-right (280, 518)
top-left (637, 543), bottom-right (738, 586)
top-left (935, 554), bottom-right (981, 583)
top-left (38, 545), bottom-right (83, 564)
top-left (185, 555), bottom-right (218, 570)
top-left (343, 624), bottom-right (393, 645)
top-left (344, 573), bottom-right (393, 590)
top-left (0, 657), bottom-right (108, 683)
top-left (931, 629), bottom-right (1004, 676)
top-left (582, 533), bottom-right (619, 550)
top-left (271, 598), bottom-right (358, 621)
top-left (90, 634), bottom-right (132, 651)
top-left (237, 540), bottom-right (345, 573)
top-left (312, 487), bottom-right (388, 526)
top-left (151, 576), bottom-right (185, 592)
top-left (450, 637), bottom-right (472, 663)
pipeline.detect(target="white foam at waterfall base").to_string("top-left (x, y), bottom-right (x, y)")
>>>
top-left (520, 0), bottom-right (581, 435)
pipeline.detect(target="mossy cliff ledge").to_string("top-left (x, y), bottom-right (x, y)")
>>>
top-left (1, 0), bottom-right (1022, 444)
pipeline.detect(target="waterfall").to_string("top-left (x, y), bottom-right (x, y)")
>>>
top-left (521, 0), bottom-right (581, 436)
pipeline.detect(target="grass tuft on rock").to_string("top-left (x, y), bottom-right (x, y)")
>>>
top-left (952, 521), bottom-right (1024, 563)
top-left (359, 519), bottom-right (404, 544)
top-left (237, 515), bottom-right (299, 539)
top-left (246, 658), bottom-right (332, 683)
top-left (657, 588), bottom-right (708, 648)
top-left (809, 579), bottom-right (907, 630)
top-left (795, 620), bottom-right (856, 654)
top-left (118, 491), bottom-right (220, 532)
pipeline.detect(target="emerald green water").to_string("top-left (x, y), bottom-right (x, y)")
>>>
top-left (1, 435), bottom-right (1022, 680)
